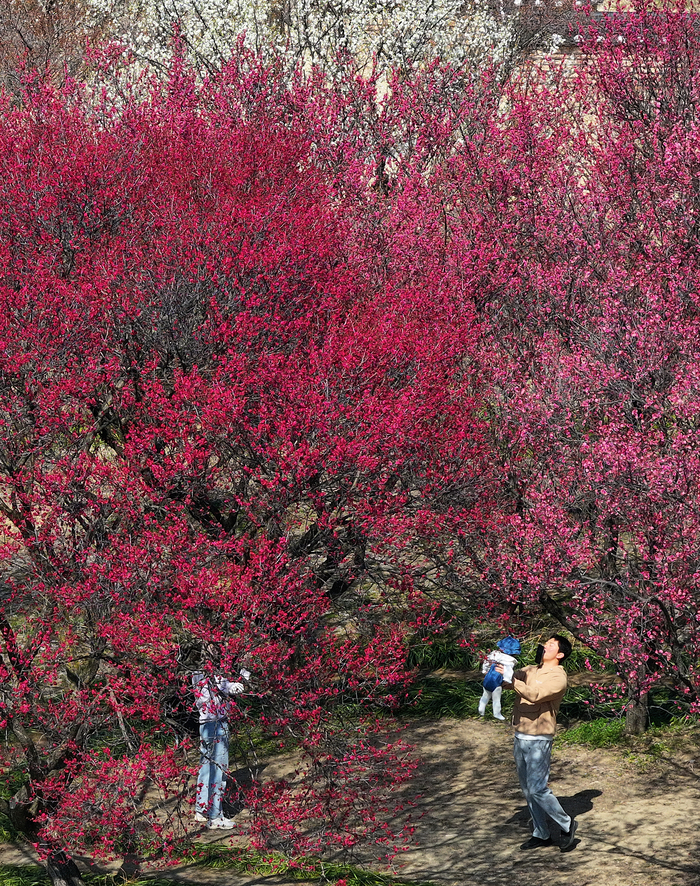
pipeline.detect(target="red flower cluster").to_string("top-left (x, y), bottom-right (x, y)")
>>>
top-left (2, 3), bottom-right (700, 878)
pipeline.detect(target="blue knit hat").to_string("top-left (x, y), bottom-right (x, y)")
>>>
top-left (497, 636), bottom-right (521, 656)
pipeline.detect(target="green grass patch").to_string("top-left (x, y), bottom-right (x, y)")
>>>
top-left (406, 637), bottom-right (474, 672)
top-left (559, 718), bottom-right (627, 748)
top-left (0, 859), bottom-right (437, 886)
top-left (0, 867), bottom-right (181, 886)
top-left (559, 712), bottom-right (700, 751)
top-left (0, 769), bottom-right (29, 842)
top-left (84, 876), bottom-right (175, 886)
top-left (191, 846), bottom-right (438, 885)
top-left (562, 644), bottom-right (612, 675)
top-left (398, 677), bottom-right (491, 720)
top-left (0, 865), bottom-right (48, 886)
top-left (0, 817), bottom-right (15, 843)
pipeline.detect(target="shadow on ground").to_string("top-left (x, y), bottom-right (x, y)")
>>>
top-left (4, 719), bottom-right (700, 886)
top-left (367, 719), bottom-right (700, 886)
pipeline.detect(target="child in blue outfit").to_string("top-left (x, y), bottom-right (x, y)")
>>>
top-left (478, 637), bottom-right (521, 720)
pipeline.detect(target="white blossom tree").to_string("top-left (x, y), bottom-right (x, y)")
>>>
top-left (0, 0), bottom-right (580, 87)
top-left (87, 0), bottom-right (519, 76)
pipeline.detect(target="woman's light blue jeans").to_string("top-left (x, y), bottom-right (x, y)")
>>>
top-left (196, 720), bottom-right (229, 821)
top-left (513, 735), bottom-right (571, 839)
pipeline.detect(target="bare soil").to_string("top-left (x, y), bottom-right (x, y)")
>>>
top-left (381, 717), bottom-right (700, 886)
top-left (3, 718), bottom-right (700, 886)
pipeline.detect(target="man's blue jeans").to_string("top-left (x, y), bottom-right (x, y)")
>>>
top-left (196, 720), bottom-right (229, 821)
top-left (513, 735), bottom-right (571, 839)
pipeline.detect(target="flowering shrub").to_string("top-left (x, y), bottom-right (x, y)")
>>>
top-left (434, 1), bottom-right (700, 732)
top-left (0, 49), bottom-right (490, 885)
top-left (3, 4), bottom-right (700, 883)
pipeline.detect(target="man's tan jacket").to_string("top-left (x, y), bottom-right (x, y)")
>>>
top-left (507, 664), bottom-right (567, 737)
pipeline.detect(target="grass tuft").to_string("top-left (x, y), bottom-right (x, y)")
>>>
top-left (406, 638), bottom-right (474, 672)
top-left (0, 865), bottom-right (48, 886)
top-left (559, 718), bottom-right (627, 748)
top-left (191, 846), bottom-right (438, 884)
top-left (0, 859), bottom-right (436, 886)
top-left (398, 677), bottom-right (488, 720)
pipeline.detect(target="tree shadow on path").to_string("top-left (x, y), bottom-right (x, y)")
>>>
top-left (505, 788), bottom-right (602, 829)
top-left (376, 719), bottom-right (700, 886)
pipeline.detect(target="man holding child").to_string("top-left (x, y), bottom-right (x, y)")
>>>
top-left (498, 634), bottom-right (579, 853)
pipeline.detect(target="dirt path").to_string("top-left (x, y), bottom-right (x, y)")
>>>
top-left (389, 718), bottom-right (700, 886)
top-left (3, 718), bottom-right (700, 886)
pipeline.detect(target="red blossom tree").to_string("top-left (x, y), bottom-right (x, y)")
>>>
top-left (432, 2), bottom-right (700, 732)
top-left (4, 6), bottom-right (700, 883)
top-left (0, 56), bottom-right (493, 885)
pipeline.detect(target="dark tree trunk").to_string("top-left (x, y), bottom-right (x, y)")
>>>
top-left (625, 690), bottom-right (649, 735)
top-left (625, 658), bottom-right (649, 735)
top-left (44, 851), bottom-right (86, 886)
top-left (8, 793), bottom-right (85, 886)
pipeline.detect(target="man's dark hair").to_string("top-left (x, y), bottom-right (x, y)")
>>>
top-left (551, 634), bottom-right (572, 661)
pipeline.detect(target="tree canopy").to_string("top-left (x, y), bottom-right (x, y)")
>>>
top-left (2, 3), bottom-right (700, 884)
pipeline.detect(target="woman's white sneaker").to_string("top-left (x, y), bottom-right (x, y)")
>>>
top-left (206, 816), bottom-right (236, 830)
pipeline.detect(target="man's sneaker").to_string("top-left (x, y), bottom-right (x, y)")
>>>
top-left (560, 820), bottom-right (578, 852)
top-left (194, 812), bottom-right (207, 823)
top-left (206, 816), bottom-right (236, 830)
top-left (520, 836), bottom-right (553, 850)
